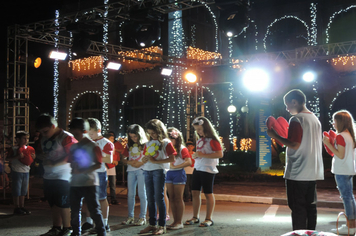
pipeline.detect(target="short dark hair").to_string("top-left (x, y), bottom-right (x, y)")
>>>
top-left (16, 131), bottom-right (29, 139)
top-left (35, 113), bottom-right (57, 130)
top-left (284, 89), bottom-right (306, 105)
top-left (87, 118), bottom-right (101, 131)
top-left (69, 117), bottom-right (89, 132)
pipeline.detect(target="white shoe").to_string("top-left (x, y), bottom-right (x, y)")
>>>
top-left (122, 217), bottom-right (135, 225)
top-left (331, 224), bottom-right (355, 235)
top-left (134, 218), bottom-right (146, 226)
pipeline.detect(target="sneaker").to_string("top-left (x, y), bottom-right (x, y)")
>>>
top-left (81, 222), bottom-right (94, 232)
top-left (122, 217), bottom-right (135, 225)
top-left (152, 226), bottom-right (166, 235)
top-left (13, 207), bottom-right (26, 215)
top-left (134, 218), bottom-right (146, 226)
top-left (139, 225), bottom-right (157, 234)
top-left (105, 225), bottom-right (110, 232)
top-left (20, 207), bottom-right (31, 215)
top-left (40, 227), bottom-right (62, 236)
top-left (331, 224), bottom-right (356, 235)
top-left (59, 228), bottom-right (73, 236)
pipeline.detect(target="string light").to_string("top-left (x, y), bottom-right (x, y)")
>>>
top-left (228, 83), bottom-right (234, 144)
top-left (326, 5), bottom-right (356, 44)
top-left (53, 9), bottom-right (60, 120)
top-left (310, 3), bottom-right (318, 46)
top-left (240, 138), bottom-right (252, 152)
top-left (202, 86), bottom-right (220, 129)
top-left (102, 0), bottom-right (109, 134)
top-left (331, 55), bottom-right (356, 66)
top-left (328, 85), bottom-right (356, 126)
top-left (233, 137), bottom-right (238, 151)
top-left (68, 56), bottom-right (104, 72)
top-left (186, 46), bottom-right (222, 64)
top-left (263, 15), bottom-right (311, 51)
top-left (308, 80), bottom-right (320, 117)
top-left (228, 38), bottom-right (233, 58)
top-left (200, 1), bottom-right (219, 52)
top-left (67, 91), bottom-right (102, 124)
top-left (118, 46), bottom-right (162, 63)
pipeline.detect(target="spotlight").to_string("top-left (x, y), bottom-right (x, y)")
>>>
top-left (18, 54), bottom-right (42, 68)
top-left (49, 51), bottom-right (67, 60)
top-left (227, 105), bottom-right (237, 113)
top-left (105, 61), bottom-right (121, 70)
top-left (303, 71), bottom-right (316, 82)
top-left (185, 72), bottom-right (197, 83)
top-left (161, 68), bottom-right (172, 76)
top-left (243, 68), bottom-right (269, 91)
top-left (226, 31), bottom-right (234, 37)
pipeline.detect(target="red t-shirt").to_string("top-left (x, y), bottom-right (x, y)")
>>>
top-left (288, 121), bottom-right (303, 143)
top-left (336, 135), bottom-right (346, 147)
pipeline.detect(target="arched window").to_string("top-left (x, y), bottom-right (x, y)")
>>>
top-left (125, 88), bottom-right (160, 127)
top-left (73, 93), bottom-right (103, 121)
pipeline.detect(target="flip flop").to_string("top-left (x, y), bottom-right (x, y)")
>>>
top-left (199, 219), bottom-right (214, 227)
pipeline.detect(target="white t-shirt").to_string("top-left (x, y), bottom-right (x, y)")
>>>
top-left (93, 137), bottom-right (114, 173)
top-left (331, 131), bottom-right (356, 175)
top-left (194, 138), bottom-right (222, 174)
top-left (142, 139), bottom-right (176, 173)
top-left (123, 144), bottom-right (145, 172)
top-left (284, 112), bottom-right (324, 181)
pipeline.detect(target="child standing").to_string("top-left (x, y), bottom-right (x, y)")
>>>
top-left (166, 127), bottom-right (192, 230)
top-left (83, 118), bottom-right (114, 233)
top-left (121, 124), bottom-right (148, 226)
top-left (139, 119), bottom-right (177, 235)
top-left (267, 89), bottom-right (324, 230)
top-left (8, 131), bottom-right (35, 215)
top-left (68, 118), bottom-right (106, 236)
top-left (323, 110), bottom-right (356, 234)
top-left (185, 116), bottom-right (223, 227)
top-left (36, 114), bottom-right (78, 236)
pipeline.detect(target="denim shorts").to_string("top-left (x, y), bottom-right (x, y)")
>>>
top-left (166, 169), bottom-right (187, 185)
top-left (11, 171), bottom-right (29, 197)
top-left (98, 171), bottom-right (108, 200)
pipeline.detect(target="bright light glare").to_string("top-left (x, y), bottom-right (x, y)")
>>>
top-left (185, 72), bottom-right (197, 83)
top-left (106, 62), bottom-right (121, 70)
top-left (226, 31), bottom-right (233, 37)
top-left (303, 72), bottom-right (315, 82)
top-left (161, 68), bottom-right (172, 76)
top-left (49, 51), bottom-right (67, 60)
top-left (243, 69), bottom-right (269, 91)
top-left (227, 105), bottom-right (237, 113)
top-left (140, 42), bottom-right (146, 47)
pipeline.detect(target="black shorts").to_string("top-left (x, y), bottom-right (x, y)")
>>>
top-left (191, 169), bottom-right (216, 194)
top-left (43, 179), bottom-right (71, 208)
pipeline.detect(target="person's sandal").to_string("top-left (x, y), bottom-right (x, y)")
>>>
top-left (184, 217), bottom-right (200, 225)
top-left (152, 226), bottom-right (166, 235)
top-left (139, 225), bottom-right (157, 234)
top-left (199, 219), bottom-right (214, 227)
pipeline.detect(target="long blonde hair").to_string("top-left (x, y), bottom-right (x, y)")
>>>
top-left (333, 110), bottom-right (356, 148)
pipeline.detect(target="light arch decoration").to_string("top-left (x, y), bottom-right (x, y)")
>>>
top-left (263, 15), bottom-right (311, 51)
top-left (199, 0), bottom-right (219, 53)
top-left (118, 84), bottom-right (161, 134)
top-left (67, 90), bottom-right (103, 124)
top-left (325, 5), bottom-right (356, 44)
top-left (328, 85), bottom-right (356, 126)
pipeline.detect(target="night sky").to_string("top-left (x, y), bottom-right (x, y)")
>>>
top-left (1, 1), bottom-right (82, 119)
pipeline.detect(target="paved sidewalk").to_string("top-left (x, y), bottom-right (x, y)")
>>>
top-left (0, 175), bottom-right (345, 209)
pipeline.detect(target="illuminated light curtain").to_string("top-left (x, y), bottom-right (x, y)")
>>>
top-left (53, 10), bottom-right (60, 120)
top-left (102, 0), bottom-right (109, 133)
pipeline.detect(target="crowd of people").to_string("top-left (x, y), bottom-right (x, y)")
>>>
top-left (3, 88), bottom-right (356, 235)
top-left (2, 114), bottom-right (223, 236)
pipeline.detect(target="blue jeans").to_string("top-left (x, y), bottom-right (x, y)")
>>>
top-left (144, 169), bottom-right (166, 226)
top-left (127, 169), bottom-right (147, 219)
top-left (335, 175), bottom-right (356, 220)
top-left (11, 171), bottom-right (29, 197)
top-left (70, 186), bottom-right (106, 235)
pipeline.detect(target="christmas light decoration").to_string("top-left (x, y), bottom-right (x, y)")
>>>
top-left (53, 9), bottom-right (60, 120)
top-left (307, 80), bottom-right (320, 117)
top-left (310, 3), bottom-right (318, 46)
top-left (191, 24), bottom-right (196, 48)
top-left (331, 55), bottom-right (356, 66)
top-left (118, 46), bottom-right (162, 63)
top-left (328, 85), bottom-right (356, 126)
top-left (68, 56), bottom-right (104, 72)
top-left (228, 83), bottom-right (234, 144)
top-left (186, 46), bottom-right (222, 65)
top-left (263, 15), bottom-right (310, 50)
top-left (202, 86), bottom-right (220, 129)
top-left (233, 137), bottom-right (238, 151)
top-left (68, 91), bottom-right (103, 124)
top-left (200, 1), bottom-right (219, 52)
top-left (102, 0), bottom-right (109, 134)
top-left (326, 5), bottom-right (356, 44)
top-left (240, 138), bottom-right (252, 152)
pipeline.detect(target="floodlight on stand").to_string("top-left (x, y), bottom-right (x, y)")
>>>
top-left (105, 61), bottom-right (122, 70)
top-left (49, 51), bottom-right (67, 60)
top-left (161, 68), bottom-right (172, 76)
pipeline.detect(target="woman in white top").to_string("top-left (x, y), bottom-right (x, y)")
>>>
top-left (323, 110), bottom-right (356, 235)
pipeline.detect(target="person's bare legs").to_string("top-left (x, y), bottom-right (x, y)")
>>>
top-left (52, 206), bottom-right (63, 227)
top-left (164, 184), bottom-right (169, 217)
top-left (173, 184), bottom-right (185, 225)
top-left (100, 199), bottom-right (109, 226)
top-left (19, 196), bottom-right (25, 208)
top-left (166, 183), bottom-right (176, 225)
top-left (204, 193), bottom-right (215, 221)
top-left (60, 207), bottom-right (71, 228)
top-left (13, 196), bottom-right (19, 208)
